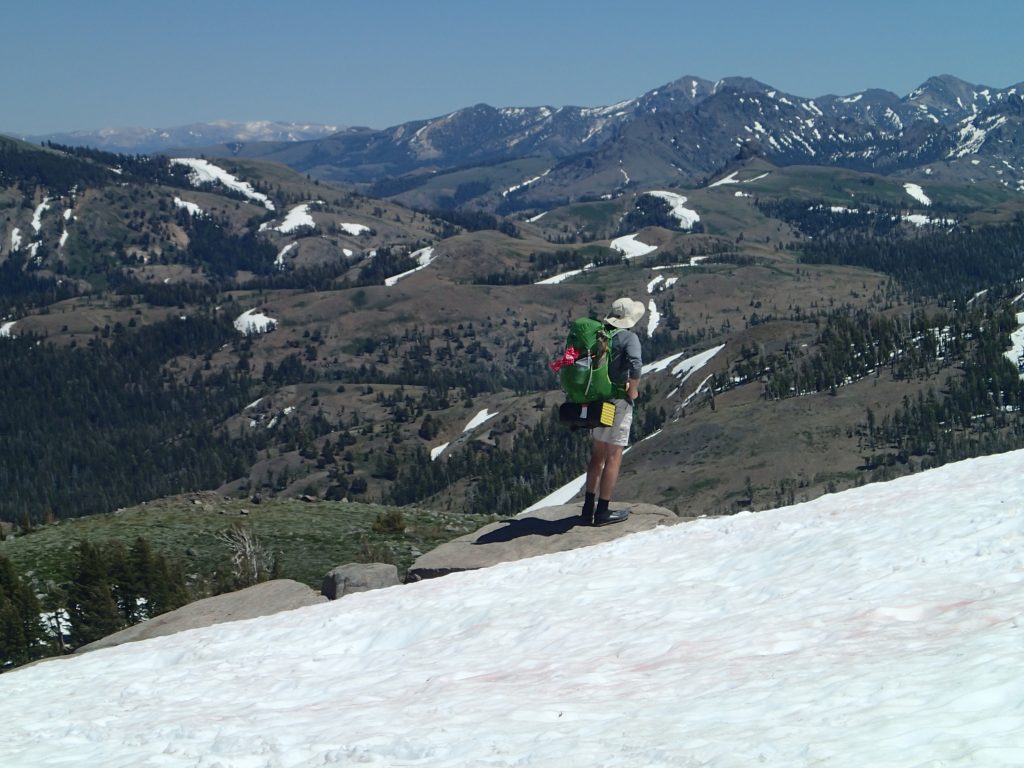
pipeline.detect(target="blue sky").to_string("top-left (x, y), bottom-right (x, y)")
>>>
top-left (3, 0), bottom-right (1021, 134)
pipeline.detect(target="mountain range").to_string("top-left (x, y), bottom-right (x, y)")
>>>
top-left (4, 66), bottom-right (1024, 680)
top-left (16, 74), bottom-right (1024, 214)
top-left (19, 120), bottom-right (342, 154)
top-left (1, 68), bottom-right (1023, 571)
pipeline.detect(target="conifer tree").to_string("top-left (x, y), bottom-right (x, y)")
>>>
top-left (0, 554), bottom-right (44, 666)
top-left (66, 542), bottom-right (123, 648)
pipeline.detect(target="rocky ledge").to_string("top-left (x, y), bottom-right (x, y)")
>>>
top-left (406, 502), bottom-right (680, 581)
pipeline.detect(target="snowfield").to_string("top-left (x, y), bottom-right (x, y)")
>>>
top-left (3, 449), bottom-right (1024, 766)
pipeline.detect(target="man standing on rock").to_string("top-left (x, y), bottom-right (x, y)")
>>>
top-left (581, 297), bottom-right (645, 527)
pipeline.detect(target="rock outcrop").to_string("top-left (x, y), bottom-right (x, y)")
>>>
top-left (70, 505), bottom-right (679, 654)
top-left (75, 579), bottom-right (327, 653)
top-left (405, 502), bottom-right (679, 581)
top-left (321, 563), bottom-right (400, 599)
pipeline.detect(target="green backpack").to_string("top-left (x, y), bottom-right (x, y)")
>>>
top-left (557, 318), bottom-right (626, 404)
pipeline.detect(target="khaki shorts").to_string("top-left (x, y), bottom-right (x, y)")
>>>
top-left (591, 399), bottom-right (632, 447)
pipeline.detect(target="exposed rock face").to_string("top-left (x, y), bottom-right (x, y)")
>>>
top-left (405, 503), bottom-right (680, 581)
top-left (321, 563), bottom-right (401, 600)
top-left (75, 579), bottom-right (326, 653)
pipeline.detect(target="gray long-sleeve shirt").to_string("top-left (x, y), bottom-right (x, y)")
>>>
top-left (607, 328), bottom-right (643, 385)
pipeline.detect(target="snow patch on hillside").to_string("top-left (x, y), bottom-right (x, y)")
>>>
top-left (1005, 311), bottom-right (1024, 378)
top-left (262, 202), bottom-right (321, 233)
top-left (384, 247), bottom-right (436, 286)
top-left (233, 309), bottom-right (277, 335)
top-left (275, 243), bottom-right (298, 269)
top-left (31, 197), bottom-right (50, 232)
top-left (338, 222), bottom-right (371, 236)
top-left (463, 408), bottom-right (498, 432)
top-left (170, 158), bottom-right (275, 211)
top-left (173, 197), bottom-right (203, 216)
top-left (535, 263), bottom-right (595, 285)
top-left (0, 321), bottom-right (16, 338)
top-left (903, 183), bottom-right (931, 206)
top-left (611, 233), bottom-right (657, 259)
top-left (645, 191), bottom-right (700, 230)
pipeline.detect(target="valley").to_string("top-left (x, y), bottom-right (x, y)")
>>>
top-left (3, 70), bottom-right (1024, 665)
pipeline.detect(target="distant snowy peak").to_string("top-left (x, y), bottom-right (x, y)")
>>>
top-left (27, 121), bottom-right (342, 154)
top-left (906, 74), bottom-right (1021, 120)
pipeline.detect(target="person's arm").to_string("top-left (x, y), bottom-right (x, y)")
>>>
top-left (625, 377), bottom-right (641, 402)
top-left (623, 333), bottom-right (642, 403)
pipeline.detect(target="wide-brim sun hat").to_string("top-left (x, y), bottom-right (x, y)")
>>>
top-left (604, 297), bottom-right (645, 329)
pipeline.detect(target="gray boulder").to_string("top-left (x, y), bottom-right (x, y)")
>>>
top-left (321, 562), bottom-right (400, 599)
top-left (75, 579), bottom-right (326, 653)
top-left (406, 502), bottom-right (679, 581)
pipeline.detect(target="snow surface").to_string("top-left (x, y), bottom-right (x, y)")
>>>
top-left (263, 202), bottom-right (321, 234)
top-left (338, 222), bottom-right (370, 236)
top-left (173, 196), bottom-right (203, 216)
top-left (709, 170), bottom-right (740, 187)
top-left (384, 246), bottom-right (436, 286)
top-left (232, 308), bottom-right (277, 335)
top-left (31, 197), bottom-right (50, 233)
top-left (430, 442), bottom-right (450, 461)
top-left (903, 182), bottom-right (932, 206)
top-left (0, 320), bottom-right (16, 338)
top-left (10, 227), bottom-right (22, 251)
top-left (646, 299), bottom-right (661, 336)
top-left (610, 233), bottom-right (657, 259)
top-left (502, 168), bottom-right (550, 197)
top-left (903, 213), bottom-right (954, 228)
top-left (274, 242), bottom-right (298, 269)
top-left (645, 191), bottom-right (700, 230)
top-left (170, 158), bottom-right (275, 211)
top-left (462, 408), bottom-right (498, 432)
top-left (1005, 311), bottom-right (1024, 377)
top-left (646, 275), bottom-right (678, 294)
top-left (5, 450), bottom-right (1024, 766)
top-left (535, 263), bottom-right (594, 285)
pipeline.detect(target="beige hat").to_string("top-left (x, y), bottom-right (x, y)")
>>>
top-left (603, 297), bottom-right (645, 329)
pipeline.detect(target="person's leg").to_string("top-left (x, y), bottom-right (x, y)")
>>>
top-left (587, 440), bottom-right (610, 494)
top-left (592, 400), bottom-right (632, 526)
top-left (598, 444), bottom-right (624, 499)
top-left (581, 440), bottom-right (609, 524)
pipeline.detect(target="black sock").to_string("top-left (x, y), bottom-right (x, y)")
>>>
top-left (596, 498), bottom-right (610, 516)
top-left (582, 492), bottom-right (596, 516)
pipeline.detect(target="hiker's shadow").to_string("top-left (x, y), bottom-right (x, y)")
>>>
top-left (474, 515), bottom-right (578, 544)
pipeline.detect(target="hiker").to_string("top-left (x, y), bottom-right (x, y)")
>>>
top-left (582, 297), bottom-right (645, 526)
